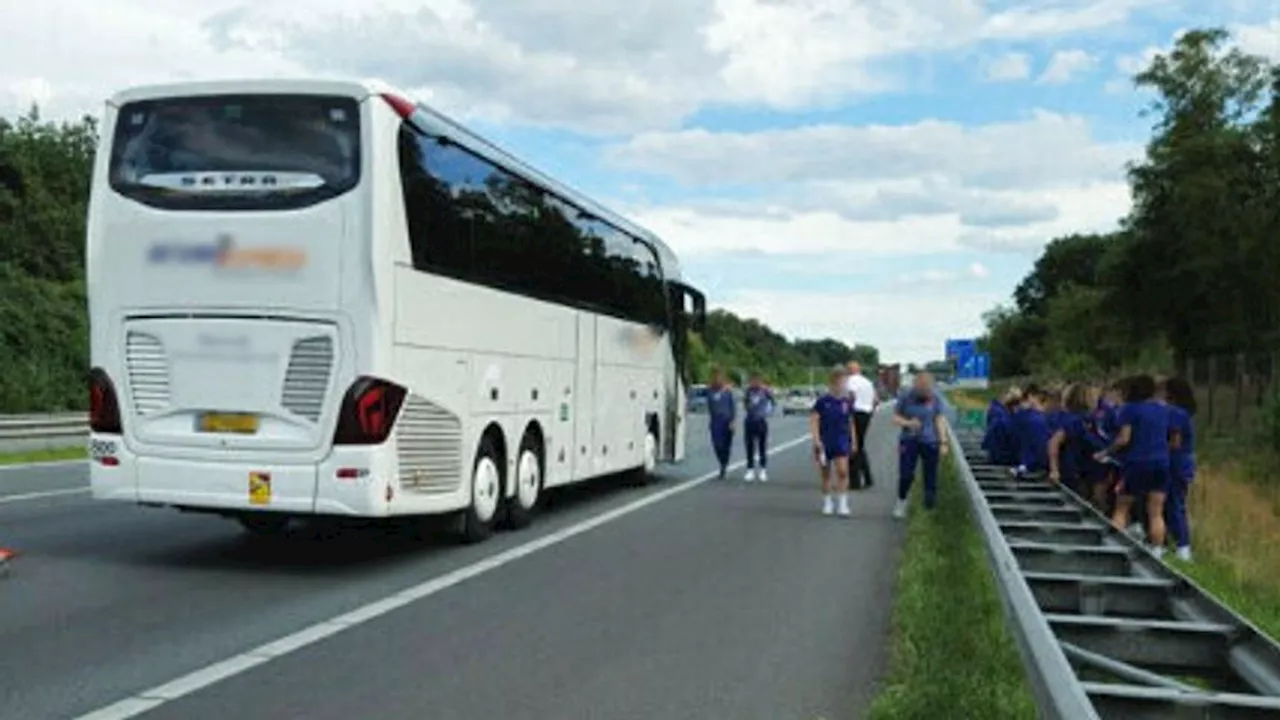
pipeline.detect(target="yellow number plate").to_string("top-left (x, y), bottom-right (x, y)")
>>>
top-left (249, 472), bottom-right (271, 505)
top-left (198, 412), bottom-right (260, 434)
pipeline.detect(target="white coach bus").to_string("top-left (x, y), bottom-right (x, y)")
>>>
top-left (85, 79), bottom-right (706, 542)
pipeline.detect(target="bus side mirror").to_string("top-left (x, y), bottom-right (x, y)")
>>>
top-left (681, 283), bottom-right (706, 333)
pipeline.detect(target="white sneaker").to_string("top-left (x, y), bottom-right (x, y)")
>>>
top-left (1128, 523), bottom-right (1145, 541)
top-left (757, 469), bottom-right (768, 483)
top-left (822, 496), bottom-right (835, 516)
top-left (892, 499), bottom-right (908, 520)
top-left (1150, 545), bottom-right (1167, 560)
top-left (1176, 546), bottom-right (1192, 562)
top-left (837, 496), bottom-right (851, 517)
top-left (744, 469), bottom-right (756, 482)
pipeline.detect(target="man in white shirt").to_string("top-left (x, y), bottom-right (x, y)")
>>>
top-left (845, 361), bottom-right (878, 489)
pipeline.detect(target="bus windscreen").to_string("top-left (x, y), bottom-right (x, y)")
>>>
top-left (108, 94), bottom-right (361, 211)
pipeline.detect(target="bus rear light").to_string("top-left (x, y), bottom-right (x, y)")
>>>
top-left (98, 456), bottom-right (120, 467)
top-left (89, 368), bottom-right (123, 434)
top-left (333, 376), bottom-right (406, 446)
top-left (381, 93), bottom-right (416, 119)
top-left (336, 467), bottom-right (368, 480)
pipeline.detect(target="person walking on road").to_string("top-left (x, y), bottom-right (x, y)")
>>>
top-left (845, 361), bottom-right (877, 489)
top-left (811, 366), bottom-right (857, 517)
top-left (742, 372), bottom-right (774, 482)
top-left (707, 369), bottom-right (736, 480)
top-left (892, 372), bottom-right (948, 519)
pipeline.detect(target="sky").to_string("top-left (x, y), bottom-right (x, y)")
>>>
top-left (2, 1), bottom-right (1278, 363)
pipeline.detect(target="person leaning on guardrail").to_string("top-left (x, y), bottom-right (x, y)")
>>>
top-left (707, 369), bottom-right (736, 480)
top-left (890, 372), bottom-right (948, 520)
top-left (1162, 376), bottom-right (1198, 562)
top-left (1047, 383), bottom-right (1103, 495)
top-left (1095, 374), bottom-right (1172, 558)
top-left (1011, 384), bottom-right (1052, 479)
top-left (982, 386), bottom-right (1022, 466)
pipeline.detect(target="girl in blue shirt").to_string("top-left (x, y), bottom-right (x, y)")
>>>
top-left (983, 387), bottom-right (1022, 466)
top-left (1096, 374), bottom-right (1171, 557)
top-left (1012, 385), bottom-right (1052, 477)
top-left (1048, 383), bottom-right (1098, 495)
top-left (810, 366), bottom-right (858, 517)
top-left (1162, 377), bottom-right (1197, 561)
top-left (742, 372), bottom-right (775, 482)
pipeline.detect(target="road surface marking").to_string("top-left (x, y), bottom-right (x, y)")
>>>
top-left (0, 488), bottom-right (90, 505)
top-left (76, 434), bottom-right (811, 720)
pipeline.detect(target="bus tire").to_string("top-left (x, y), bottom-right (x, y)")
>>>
top-left (505, 434), bottom-right (543, 530)
top-left (627, 427), bottom-right (660, 487)
top-left (460, 435), bottom-right (502, 544)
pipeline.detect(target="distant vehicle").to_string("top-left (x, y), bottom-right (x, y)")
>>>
top-left (877, 364), bottom-right (903, 400)
top-left (781, 387), bottom-right (817, 415)
top-left (85, 77), bottom-right (707, 543)
top-left (687, 384), bottom-right (709, 413)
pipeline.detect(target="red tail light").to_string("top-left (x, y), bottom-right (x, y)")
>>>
top-left (381, 93), bottom-right (416, 119)
top-left (89, 368), bottom-right (122, 434)
top-left (333, 376), bottom-right (407, 445)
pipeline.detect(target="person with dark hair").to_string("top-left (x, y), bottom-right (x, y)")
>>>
top-left (742, 372), bottom-right (774, 482)
top-left (811, 366), bottom-right (857, 517)
top-left (1012, 384), bottom-right (1052, 478)
top-left (892, 372), bottom-right (948, 519)
top-left (707, 368), bottom-right (736, 480)
top-left (1163, 376), bottom-right (1198, 561)
top-left (1096, 374), bottom-right (1172, 557)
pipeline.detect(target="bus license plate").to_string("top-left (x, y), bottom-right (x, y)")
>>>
top-left (198, 412), bottom-right (260, 434)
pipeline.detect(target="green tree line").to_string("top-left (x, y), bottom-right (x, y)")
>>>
top-left (0, 107), bottom-right (876, 413)
top-left (980, 28), bottom-right (1280, 380)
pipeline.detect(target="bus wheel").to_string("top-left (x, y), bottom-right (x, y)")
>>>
top-left (460, 436), bottom-right (502, 544)
top-left (238, 513), bottom-right (290, 537)
top-left (506, 436), bottom-right (542, 530)
top-left (627, 429), bottom-right (660, 487)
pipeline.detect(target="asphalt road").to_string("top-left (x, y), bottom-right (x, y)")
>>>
top-left (0, 410), bottom-right (906, 720)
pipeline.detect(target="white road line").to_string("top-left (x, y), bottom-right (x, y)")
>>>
top-left (0, 459), bottom-right (87, 472)
top-left (75, 434), bottom-right (811, 720)
top-left (0, 487), bottom-right (90, 505)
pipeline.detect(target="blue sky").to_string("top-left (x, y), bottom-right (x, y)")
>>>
top-left (3, 0), bottom-right (1277, 361)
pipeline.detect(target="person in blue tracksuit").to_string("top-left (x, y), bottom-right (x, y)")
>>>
top-left (983, 387), bottom-right (1022, 466)
top-left (1012, 385), bottom-right (1052, 478)
top-left (810, 366), bottom-right (857, 517)
top-left (707, 369), bottom-right (736, 480)
top-left (1096, 374), bottom-right (1171, 557)
top-left (1162, 376), bottom-right (1197, 561)
top-left (892, 372), bottom-right (948, 519)
top-left (742, 372), bottom-right (775, 482)
top-left (1048, 383), bottom-right (1105, 495)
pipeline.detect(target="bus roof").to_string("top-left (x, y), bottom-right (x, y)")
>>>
top-left (105, 77), bottom-right (685, 282)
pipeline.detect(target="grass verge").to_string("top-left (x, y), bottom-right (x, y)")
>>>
top-left (0, 445), bottom-right (86, 466)
top-left (867, 457), bottom-right (1037, 720)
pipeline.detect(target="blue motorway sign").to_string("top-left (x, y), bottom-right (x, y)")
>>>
top-left (947, 338), bottom-right (989, 387)
top-left (945, 338), bottom-right (977, 361)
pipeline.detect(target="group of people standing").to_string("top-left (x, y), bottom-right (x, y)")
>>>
top-left (981, 374), bottom-right (1197, 561)
top-left (704, 362), bottom-right (946, 520)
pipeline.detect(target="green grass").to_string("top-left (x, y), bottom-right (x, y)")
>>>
top-left (867, 457), bottom-right (1037, 720)
top-left (0, 445), bottom-right (86, 466)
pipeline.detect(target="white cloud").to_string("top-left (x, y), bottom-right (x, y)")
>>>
top-left (969, 261), bottom-right (991, 278)
top-left (1234, 18), bottom-right (1280, 61)
top-left (720, 289), bottom-right (1002, 362)
top-left (983, 52), bottom-right (1033, 81)
top-left (2, 0), bottom-right (1175, 130)
top-left (1038, 49), bottom-right (1098, 84)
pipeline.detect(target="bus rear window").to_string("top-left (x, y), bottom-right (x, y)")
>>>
top-left (108, 94), bottom-right (361, 211)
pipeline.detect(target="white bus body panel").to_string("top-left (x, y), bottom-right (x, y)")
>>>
top-left (88, 78), bottom-right (689, 520)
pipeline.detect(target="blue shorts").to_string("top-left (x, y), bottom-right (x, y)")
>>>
top-left (821, 437), bottom-right (851, 459)
top-left (1122, 463), bottom-right (1170, 497)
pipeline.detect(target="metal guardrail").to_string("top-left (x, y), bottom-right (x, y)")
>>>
top-left (0, 413), bottom-right (88, 454)
top-left (948, 419), bottom-right (1280, 719)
